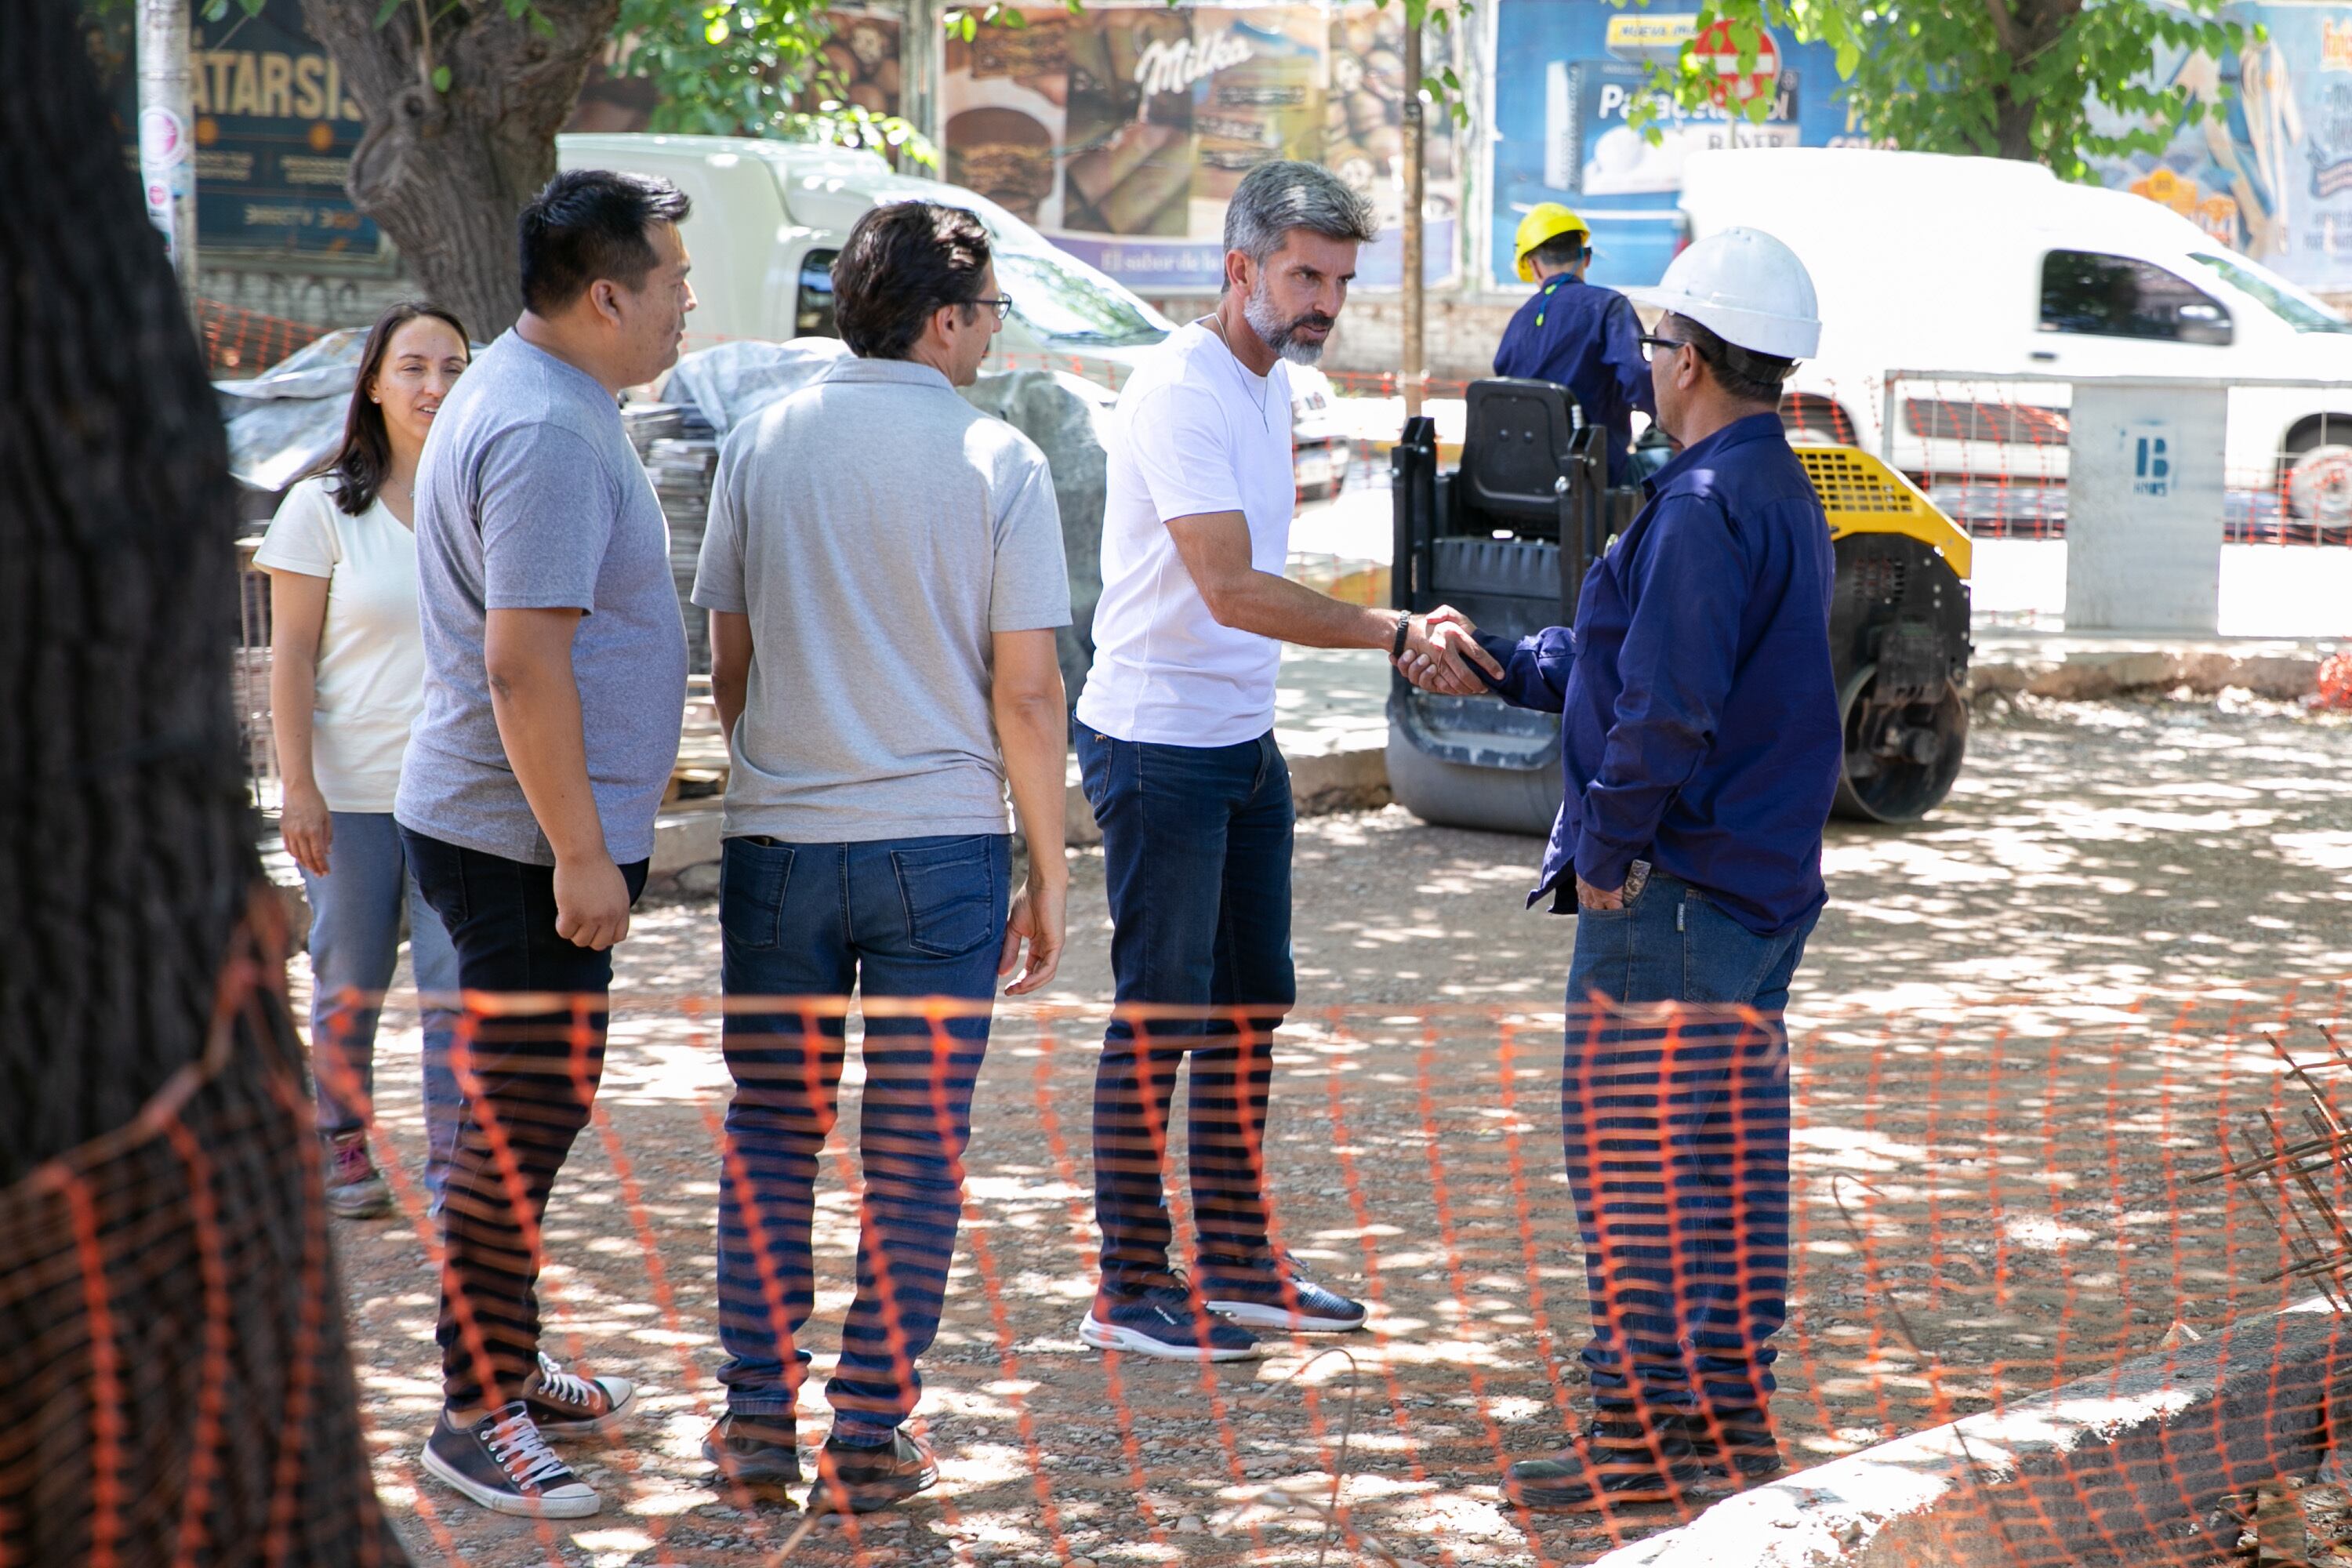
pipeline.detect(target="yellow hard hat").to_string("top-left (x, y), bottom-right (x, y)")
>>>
top-left (1514, 203), bottom-right (1592, 283)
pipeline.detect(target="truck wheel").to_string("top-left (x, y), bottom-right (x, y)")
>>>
top-left (1385, 732), bottom-right (1563, 838)
top-left (1831, 666), bottom-right (1968, 824)
top-left (2285, 437), bottom-right (2352, 530)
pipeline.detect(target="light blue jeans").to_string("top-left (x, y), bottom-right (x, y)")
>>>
top-left (299, 810), bottom-right (463, 1210)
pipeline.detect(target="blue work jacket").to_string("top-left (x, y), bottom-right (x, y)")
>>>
top-left (1473, 412), bottom-right (1842, 938)
top-left (1492, 274), bottom-right (1657, 487)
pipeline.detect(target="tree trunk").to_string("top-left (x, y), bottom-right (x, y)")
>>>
top-left (300, 0), bottom-right (619, 338)
top-left (0, 1), bottom-right (405, 1560)
top-left (1991, 88), bottom-right (2038, 160)
top-left (1980, 0), bottom-right (2081, 162)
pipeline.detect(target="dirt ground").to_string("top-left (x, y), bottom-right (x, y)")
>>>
top-left (321, 694), bottom-right (2352, 1568)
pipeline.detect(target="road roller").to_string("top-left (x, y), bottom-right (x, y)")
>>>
top-left (1385, 377), bottom-right (1972, 835)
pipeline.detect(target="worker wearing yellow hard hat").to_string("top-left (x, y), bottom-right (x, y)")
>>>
top-left (1494, 203), bottom-right (1656, 485)
top-left (1512, 203), bottom-right (1591, 283)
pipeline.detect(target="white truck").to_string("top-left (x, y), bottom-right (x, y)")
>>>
top-left (1671, 147), bottom-right (2352, 527)
top-left (555, 132), bottom-right (1352, 495)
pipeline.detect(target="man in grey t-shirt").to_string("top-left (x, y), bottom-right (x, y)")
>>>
top-left (400, 170), bottom-right (691, 1524)
top-left (688, 201), bottom-right (1071, 1517)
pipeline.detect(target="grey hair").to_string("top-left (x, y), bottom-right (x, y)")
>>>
top-left (1221, 160), bottom-right (1380, 287)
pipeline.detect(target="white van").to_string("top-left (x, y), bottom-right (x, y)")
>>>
top-left (555, 132), bottom-right (1352, 494)
top-left (1672, 147), bottom-right (2352, 525)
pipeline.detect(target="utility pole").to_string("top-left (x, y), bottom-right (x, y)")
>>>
top-left (902, 0), bottom-right (941, 177)
top-left (1399, 11), bottom-right (1425, 419)
top-left (136, 0), bottom-right (198, 301)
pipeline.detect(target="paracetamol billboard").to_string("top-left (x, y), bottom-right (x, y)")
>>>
top-left (1486, 0), bottom-right (1857, 289)
top-left (2089, 2), bottom-right (2352, 296)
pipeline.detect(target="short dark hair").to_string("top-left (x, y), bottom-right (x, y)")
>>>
top-left (317, 301), bottom-right (470, 515)
top-left (1530, 232), bottom-right (1587, 271)
top-left (519, 169), bottom-right (691, 315)
top-left (830, 201), bottom-right (993, 360)
top-left (1667, 313), bottom-right (1795, 405)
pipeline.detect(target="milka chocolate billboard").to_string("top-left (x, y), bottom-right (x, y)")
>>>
top-left (942, 2), bottom-right (1455, 292)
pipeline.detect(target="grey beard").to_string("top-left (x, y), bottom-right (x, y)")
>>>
top-left (1243, 279), bottom-right (1330, 366)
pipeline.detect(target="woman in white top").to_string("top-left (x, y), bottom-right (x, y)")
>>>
top-left (255, 303), bottom-right (471, 1220)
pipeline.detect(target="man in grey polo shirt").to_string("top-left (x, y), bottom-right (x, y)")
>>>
top-left (401, 169), bottom-right (691, 1522)
top-left (690, 200), bottom-right (1071, 1516)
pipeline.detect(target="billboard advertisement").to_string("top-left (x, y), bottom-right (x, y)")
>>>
top-left (941, 2), bottom-right (1454, 292)
top-left (2089, 2), bottom-right (2352, 296)
top-left (93, 0), bottom-right (384, 261)
top-left (1487, 0), bottom-right (1855, 289)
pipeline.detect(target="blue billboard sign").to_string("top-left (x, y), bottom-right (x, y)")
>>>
top-left (1488, 0), bottom-right (1859, 289)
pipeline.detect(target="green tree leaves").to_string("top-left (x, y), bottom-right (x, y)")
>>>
top-left (612, 0), bottom-right (935, 167)
top-left (1619, 0), bottom-right (2256, 177)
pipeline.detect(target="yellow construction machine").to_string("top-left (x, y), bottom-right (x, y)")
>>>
top-left (1386, 379), bottom-right (1972, 833)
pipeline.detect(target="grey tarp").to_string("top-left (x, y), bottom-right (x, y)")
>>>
top-left (216, 328), bottom-right (366, 495)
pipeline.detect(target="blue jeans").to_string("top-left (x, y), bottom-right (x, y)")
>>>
top-left (714, 833), bottom-right (1009, 1443)
top-left (1562, 871), bottom-right (1817, 1417)
top-left (299, 810), bottom-right (461, 1209)
top-left (1076, 726), bottom-right (1295, 1291)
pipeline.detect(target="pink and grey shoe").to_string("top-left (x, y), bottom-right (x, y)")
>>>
top-left (319, 1129), bottom-right (391, 1219)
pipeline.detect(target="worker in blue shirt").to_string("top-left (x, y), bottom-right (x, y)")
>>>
top-left (1402, 227), bottom-right (1839, 1515)
top-left (1493, 204), bottom-right (1656, 486)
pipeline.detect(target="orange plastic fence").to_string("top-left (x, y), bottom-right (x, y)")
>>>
top-left (21, 971), bottom-right (2349, 1566)
top-left (197, 299), bottom-right (331, 377)
top-left (1801, 372), bottom-right (2349, 549)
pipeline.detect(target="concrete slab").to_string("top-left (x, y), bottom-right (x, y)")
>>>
top-left (1596, 1301), bottom-right (2347, 1568)
top-left (1970, 630), bottom-right (2337, 702)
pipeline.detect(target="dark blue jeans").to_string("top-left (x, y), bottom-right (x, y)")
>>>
top-left (1562, 871), bottom-right (1815, 1419)
top-left (401, 829), bottom-right (648, 1412)
top-left (714, 833), bottom-right (1008, 1444)
top-left (1076, 726), bottom-right (1295, 1292)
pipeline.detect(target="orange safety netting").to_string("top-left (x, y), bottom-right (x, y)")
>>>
top-left (13, 976), bottom-right (2352, 1566)
top-left (196, 299), bottom-right (332, 378)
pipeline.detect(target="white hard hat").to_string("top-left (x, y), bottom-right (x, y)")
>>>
top-left (1624, 226), bottom-right (1820, 361)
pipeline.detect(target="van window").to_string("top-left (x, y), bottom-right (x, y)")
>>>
top-left (992, 248), bottom-right (1170, 347)
top-left (2038, 250), bottom-right (2232, 345)
top-left (2190, 252), bottom-right (2352, 334)
top-left (797, 250), bottom-right (837, 338)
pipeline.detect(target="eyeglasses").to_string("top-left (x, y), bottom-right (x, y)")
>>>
top-left (967, 294), bottom-right (1014, 324)
top-left (1638, 333), bottom-right (1692, 364)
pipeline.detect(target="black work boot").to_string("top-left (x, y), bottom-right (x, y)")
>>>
top-left (1504, 1408), bottom-right (1712, 1513)
top-left (804, 1428), bottom-right (938, 1515)
top-left (702, 1412), bottom-right (801, 1505)
top-left (1679, 1406), bottom-right (1784, 1486)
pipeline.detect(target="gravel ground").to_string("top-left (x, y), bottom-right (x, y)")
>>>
top-left (319, 695), bottom-right (2352, 1567)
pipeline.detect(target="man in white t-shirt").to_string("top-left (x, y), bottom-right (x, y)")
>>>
top-left (1074, 159), bottom-right (1497, 1361)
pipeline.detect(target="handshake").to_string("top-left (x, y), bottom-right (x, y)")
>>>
top-left (1393, 605), bottom-right (1504, 696)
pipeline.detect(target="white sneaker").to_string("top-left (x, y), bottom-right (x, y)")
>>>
top-left (420, 1402), bottom-right (601, 1519)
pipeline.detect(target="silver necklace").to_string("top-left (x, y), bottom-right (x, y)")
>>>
top-left (1203, 314), bottom-right (1272, 429)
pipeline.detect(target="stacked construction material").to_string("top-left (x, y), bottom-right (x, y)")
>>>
top-left (623, 401), bottom-right (720, 674)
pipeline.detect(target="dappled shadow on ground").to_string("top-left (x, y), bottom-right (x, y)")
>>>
top-left (321, 699), bottom-right (2352, 1566)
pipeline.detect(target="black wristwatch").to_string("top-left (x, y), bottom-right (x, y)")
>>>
top-left (1391, 612), bottom-right (1412, 659)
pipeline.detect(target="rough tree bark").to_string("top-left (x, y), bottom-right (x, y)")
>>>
top-left (300, 0), bottom-right (619, 337)
top-left (0, 0), bottom-right (406, 1559)
top-left (1982, 0), bottom-right (2082, 161)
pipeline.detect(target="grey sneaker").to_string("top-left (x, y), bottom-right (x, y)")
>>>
top-left (703, 1412), bottom-right (801, 1505)
top-left (320, 1130), bottom-right (391, 1219)
top-left (420, 1402), bottom-right (599, 1519)
top-left (804, 1428), bottom-right (938, 1515)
